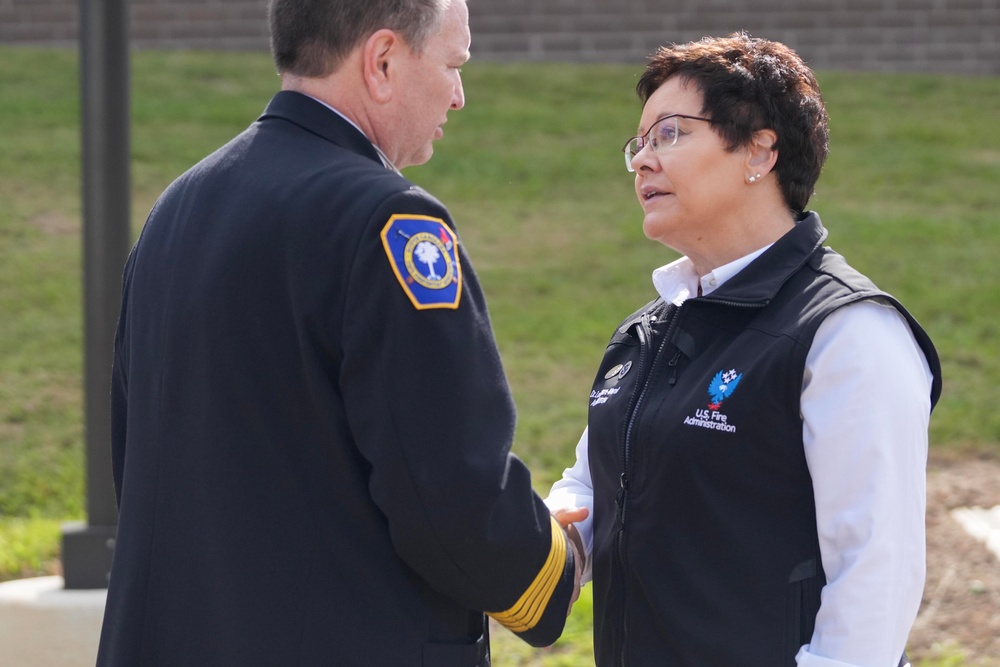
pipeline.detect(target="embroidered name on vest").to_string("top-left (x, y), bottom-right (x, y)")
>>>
top-left (590, 387), bottom-right (621, 406)
top-left (590, 361), bottom-right (632, 407)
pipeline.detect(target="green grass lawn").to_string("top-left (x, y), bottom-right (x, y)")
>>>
top-left (1, 47), bottom-right (998, 665)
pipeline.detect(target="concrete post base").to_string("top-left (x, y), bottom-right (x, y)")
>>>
top-left (0, 576), bottom-right (106, 667)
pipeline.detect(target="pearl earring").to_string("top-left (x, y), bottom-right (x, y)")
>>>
top-left (748, 173), bottom-right (762, 184)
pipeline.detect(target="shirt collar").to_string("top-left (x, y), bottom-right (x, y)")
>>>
top-left (303, 95), bottom-right (401, 174)
top-left (651, 244), bottom-right (772, 306)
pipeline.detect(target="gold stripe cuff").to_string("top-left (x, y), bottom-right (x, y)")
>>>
top-left (487, 516), bottom-right (567, 633)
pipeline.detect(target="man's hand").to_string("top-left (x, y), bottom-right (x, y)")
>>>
top-left (552, 507), bottom-right (589, 615)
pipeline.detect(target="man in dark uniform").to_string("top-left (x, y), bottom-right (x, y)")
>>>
top-left (96, 1), bottom-right (582, 665)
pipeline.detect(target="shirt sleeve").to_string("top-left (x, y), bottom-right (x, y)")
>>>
top-left (797, 299), bottom-right (933, 667)
top-left (545, 428), bottom-right (596, 584)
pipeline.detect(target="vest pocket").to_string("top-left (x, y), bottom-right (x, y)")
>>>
top-left (785, 558), bottom-right (822, 663)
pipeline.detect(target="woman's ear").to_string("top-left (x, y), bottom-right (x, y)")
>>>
top-left (362, 29), bottom-right (400, 103)
top-left (747, 128), bottom-right (779, 176)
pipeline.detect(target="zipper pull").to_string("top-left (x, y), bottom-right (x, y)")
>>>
top-left (616, 473), bottom-right (629, 506)
top-left (667, 351), bottom-right (682, 386)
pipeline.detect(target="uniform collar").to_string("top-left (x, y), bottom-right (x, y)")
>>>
top-left (257, 91), bottom-right (388, 170)
top-left (300, 95), bottom-right (401, 174)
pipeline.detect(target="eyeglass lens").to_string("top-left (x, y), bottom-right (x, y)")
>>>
top-left (624, 116), bottom-right (679, 172)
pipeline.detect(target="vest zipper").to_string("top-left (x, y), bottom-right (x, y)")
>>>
top-left (616, 306), bottom-right (678, 666)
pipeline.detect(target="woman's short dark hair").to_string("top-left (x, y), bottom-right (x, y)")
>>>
top-left (637, 32), bottom-right (829, 213)
top-left (269, 0), bottom-right (450, 78)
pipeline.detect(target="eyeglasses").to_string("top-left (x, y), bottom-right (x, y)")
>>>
top-left (621, 114), bottom-right (716, 173)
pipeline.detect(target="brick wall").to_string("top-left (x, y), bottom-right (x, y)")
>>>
top-left (473, 0), bottom-right (1000, 75)
top-left (0, 0), bottom-right (272, 51)
top-left (1, 0), bottom-right (998, 75)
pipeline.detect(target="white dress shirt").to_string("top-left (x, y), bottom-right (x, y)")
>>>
top-left (546, 250), bottom-right (932, 667)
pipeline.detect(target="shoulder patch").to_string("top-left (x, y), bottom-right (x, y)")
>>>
top-left (380, 214), bottom-right (462, 310)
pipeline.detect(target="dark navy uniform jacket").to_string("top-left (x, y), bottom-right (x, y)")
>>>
top-left (97, 91), bottom-right (575, 667)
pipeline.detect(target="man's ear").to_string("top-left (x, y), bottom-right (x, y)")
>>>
top-left (362, 29), bottom-right (401, 103)
top-left (747, 128), bottom-right (779, 176)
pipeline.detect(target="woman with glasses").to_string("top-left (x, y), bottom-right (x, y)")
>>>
top-left (546, 33), bottom-right (942, 667)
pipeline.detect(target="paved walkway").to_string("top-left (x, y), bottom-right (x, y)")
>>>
top-left (0, 576), bottom-right (104, 667)
top-left (952, 505), bottom-right (1000, 561)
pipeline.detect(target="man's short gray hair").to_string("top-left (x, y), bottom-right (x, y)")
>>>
top-left (269, 0), bottom-right (452, 78)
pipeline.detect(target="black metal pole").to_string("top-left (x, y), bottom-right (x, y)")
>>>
top-left (62, 0), bottom-right (131, 590)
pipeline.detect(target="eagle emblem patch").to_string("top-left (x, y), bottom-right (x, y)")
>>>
top-left (707, 369), bottom-right (742, 410)
top-left (380, 214), bottom-right (462, 310)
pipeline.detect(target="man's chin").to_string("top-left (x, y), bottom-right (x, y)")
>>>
top-left (400, 146), bottom-right (434, 170)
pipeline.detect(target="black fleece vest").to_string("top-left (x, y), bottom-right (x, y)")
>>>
top-left (587, 214), bottom-right (941, 666)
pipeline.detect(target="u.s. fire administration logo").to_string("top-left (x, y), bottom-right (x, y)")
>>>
top-left (682, 368), bottom-right (743, 434)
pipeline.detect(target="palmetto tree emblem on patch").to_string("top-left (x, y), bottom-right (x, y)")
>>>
top-left (414, 240), bottom-right (442, 280)
top-left (404, 233), bottom-right (453, 289)
top-left (707, 369), bottom-right (742, 410)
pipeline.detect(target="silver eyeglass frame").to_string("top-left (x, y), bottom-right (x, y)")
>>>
top-left (622, 114), bottom-right (717, 173)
